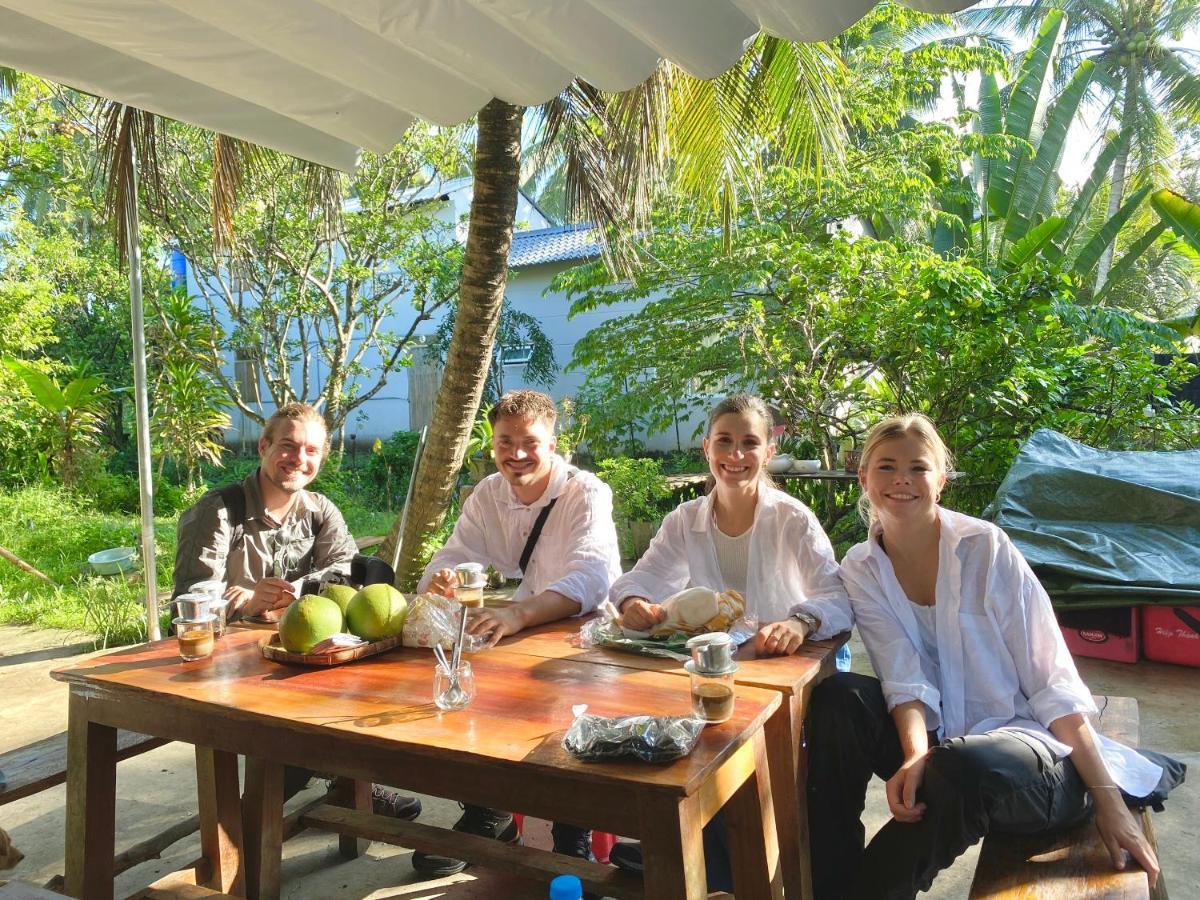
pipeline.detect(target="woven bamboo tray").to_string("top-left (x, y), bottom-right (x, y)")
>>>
top-left (259, 632), bottom-right (402, 666)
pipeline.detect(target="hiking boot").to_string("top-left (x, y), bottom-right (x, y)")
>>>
top-left (608, 840), bottom-right (643, 874)
top-left (552, 824), bottom-right (601, 900)
top-left (371, 786), bottom-right (422, 821)
top-left (411, 804), bottom-right (520, 877)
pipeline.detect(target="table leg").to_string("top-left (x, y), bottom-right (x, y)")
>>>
top-left (764, 699), bottom-right (804, 898)
top-left (65, 691), bottom-right (117, 900)
top-left (638, 793), bottom-right (707, 900)
top-left (726, 729), bottom-right (784, 899)
top-left (242, 756), bottom-right (283, 900)
top-left (334, 777), bottom-right (371, 859)
top-left (196, 746), bottom-right (245, 895)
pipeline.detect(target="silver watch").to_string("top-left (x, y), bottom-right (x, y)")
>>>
top-left (790, 610), bottom-right (819, 634)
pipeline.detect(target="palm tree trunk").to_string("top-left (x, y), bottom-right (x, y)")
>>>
top-left (1095, 69), bottom-right (1137, 291)
top-left (380, 99), bottom-right (524, 587)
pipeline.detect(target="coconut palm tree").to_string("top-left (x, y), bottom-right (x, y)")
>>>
top-left (966, 0), bottom-right (1200, 289)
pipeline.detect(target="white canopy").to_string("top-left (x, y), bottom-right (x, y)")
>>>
top-left (1, 0), bottom-right (976, 170)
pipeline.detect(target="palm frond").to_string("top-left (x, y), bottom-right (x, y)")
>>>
top-left (96, 100), bottom-right (166, 264)
top-left (0, 66), bottom-right (18, 96)
top-left (298, 159), bottom-right (346, 241)
top-left (211, 133), bottom-right (268, 253)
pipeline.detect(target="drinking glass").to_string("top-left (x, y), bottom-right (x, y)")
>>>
top-left (433, 661), bottom-right (475, 711)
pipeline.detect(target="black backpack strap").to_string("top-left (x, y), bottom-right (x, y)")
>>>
top-left (217, 482), bottom-right (247, 552)
top-left (517, 471), bottom-right (575, 576)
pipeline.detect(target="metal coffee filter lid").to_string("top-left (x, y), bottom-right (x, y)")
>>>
top-left (175, 593), bottom-right (211, 620)
top-left (454, 562), bottom-right (487, 588)
top-left (686, 632), bottom-right (736, 673)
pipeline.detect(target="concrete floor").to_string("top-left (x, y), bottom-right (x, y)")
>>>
top-left (0, 624), bottom-right (1196, 899)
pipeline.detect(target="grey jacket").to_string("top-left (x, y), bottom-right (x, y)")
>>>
top-left (173, 469), bottom-right (357, 616)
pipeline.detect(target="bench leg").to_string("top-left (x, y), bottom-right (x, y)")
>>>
top-left (196, 746), bottom-right (245, 894)
top-left (764, 696), bottom-right (805, 899)
top-left (639, 793), bottom-right (707, 900)
top-left (726, 729), bottom-right (784, 899)
top-left (65, 691), bottom-right (118, 900)
top-left (242, 756), bottom-right (283, 900)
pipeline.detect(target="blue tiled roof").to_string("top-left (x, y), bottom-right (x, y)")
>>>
top-left (509, 224), bottom-right (598, 268)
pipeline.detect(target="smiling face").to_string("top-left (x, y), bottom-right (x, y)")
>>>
top-left (859, 432), bottom-right (947, 524)
top-left (703, 411), bottom-right (775, 491)
top-left (258, 417), bottom-right (326, 496)
top-left (493, 414), bottom-right (557, 501)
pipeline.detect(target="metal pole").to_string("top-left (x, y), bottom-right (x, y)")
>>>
top-left (389, 425), bottom-right (427, 576)
top-left (125, 147), bottom-right (160, 641)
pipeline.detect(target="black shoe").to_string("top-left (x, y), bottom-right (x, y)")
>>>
top-left (371, 786), bottom-right (422, 821)
top-left (411, 804), bottom-right (520, 877)
top-left (553, 824), bottom-right (600, 900)
top-left (608, 840), bottom-right (643, 874)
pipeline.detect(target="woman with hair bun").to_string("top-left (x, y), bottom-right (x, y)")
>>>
top-left (611, 393), bottom-right (852, 654)
top-left (807, 413), bottom-right (1165, 899)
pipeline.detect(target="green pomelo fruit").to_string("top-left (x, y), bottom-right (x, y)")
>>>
top-left (278, 594), bottom-right (345, 654)
top-left (346, 583), bottom-right (408, 641)
top-left (320, 582), bottom-right (358, 615)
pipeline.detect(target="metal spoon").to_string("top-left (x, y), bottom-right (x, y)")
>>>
top-left (442, 602), bottom-right (471, 706)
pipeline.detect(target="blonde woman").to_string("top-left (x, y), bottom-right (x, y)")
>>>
top-left (808, 414), bottom-right (1164, 899)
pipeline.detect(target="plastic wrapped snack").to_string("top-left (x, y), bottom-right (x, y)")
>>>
top-left (401, 593), bottom-right (487, 652)
top-left (562, 704), bottom-right (705, 763)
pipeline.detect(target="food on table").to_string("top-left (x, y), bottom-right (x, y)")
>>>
top-left (346, 582), bottom-right (409, 641)
top-left (320, 582), bottom-right (358, 615)
top-left (650, 587), bottom-right (746, 637)
top-left (278, 594), bottom-right (345, 653)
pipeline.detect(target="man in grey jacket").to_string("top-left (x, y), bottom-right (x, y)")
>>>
top-left (173, 402), bottom-right (358, 620)
top-left (173, 402), bottom-right (420, 820)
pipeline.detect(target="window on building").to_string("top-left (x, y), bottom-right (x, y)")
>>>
top-left (499, 343), bottom-right (534, 366)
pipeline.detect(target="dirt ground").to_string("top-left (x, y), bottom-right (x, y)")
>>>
top-left (1, 624), bottom-right (1196, 899)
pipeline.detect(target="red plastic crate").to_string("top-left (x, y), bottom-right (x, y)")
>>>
top-left (1056, 607), bottom-right (1140, 664)
top-left (1141, 606), bottom-right (1200, 668)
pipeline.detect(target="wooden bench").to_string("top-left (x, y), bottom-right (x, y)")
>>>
top-left (0, 730), bottom-right (165, 807)
top-left (969, 696), bottom-right (1165, 899)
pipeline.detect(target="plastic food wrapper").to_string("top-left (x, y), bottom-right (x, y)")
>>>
top-left (650, 587), bottom-right (746, 638)
top-left (562, 704), bottom-right (705, 763)
top-left (401, 593), bottom-right (488, 653)
top-left (578, 594), bottom-right (755, 660)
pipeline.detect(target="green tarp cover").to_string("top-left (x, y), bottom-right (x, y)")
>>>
top-left (987, 429), bottom-right (1200, 608)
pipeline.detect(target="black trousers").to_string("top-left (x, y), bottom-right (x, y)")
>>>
top-left (807, 673), bottom-right (1092, 900)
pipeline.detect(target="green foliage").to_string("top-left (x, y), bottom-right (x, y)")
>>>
top-left (3, 357), bottom-right (107, 487)
top-left (364, 431), bottom-right (421, 510)
top-left (596, 457), bottom-right (673, 525)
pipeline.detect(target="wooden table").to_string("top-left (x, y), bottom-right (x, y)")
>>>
top-left (53, 630), bottom-right (783, 900)
top-left (495, 619), bottom-right (848, 899)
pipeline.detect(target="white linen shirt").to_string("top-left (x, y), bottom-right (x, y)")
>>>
top-left (609, 488), bottom-right (852, 640)
top-left (417, 456), bottom-right (621, 614)
top-left (840, 507), bottom-right (1161, 796)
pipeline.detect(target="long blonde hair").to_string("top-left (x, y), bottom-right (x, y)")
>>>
top-left (856, 413), bottom-right (952, 525)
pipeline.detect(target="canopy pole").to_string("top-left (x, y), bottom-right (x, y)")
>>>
top-left (125, 148), bottom-right (160, 642)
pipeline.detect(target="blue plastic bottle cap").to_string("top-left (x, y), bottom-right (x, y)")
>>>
top-left (549, 874), bottom-right (583, 899)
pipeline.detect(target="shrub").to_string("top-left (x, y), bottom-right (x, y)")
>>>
top-left (363, 431), bottom-right (421, 509)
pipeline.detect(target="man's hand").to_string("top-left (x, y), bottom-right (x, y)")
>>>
top-left (619, 597), bottom-right (667, 631)
top-left (241, 577), bottom-right (298, 619)
top-left (1093, 788), bottom-right (1160, 885)
top-left (885, 753), bottom-right (928, 823)
top-left (427, 568), bottom-right (457, 598)
top-left (755, 618), bottom-right (808, 656)
top-left (466, 606), bottom-right (525, 648)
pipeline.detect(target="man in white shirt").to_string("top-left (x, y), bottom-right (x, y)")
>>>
top-left (412, 390), bottom-right (621, 882)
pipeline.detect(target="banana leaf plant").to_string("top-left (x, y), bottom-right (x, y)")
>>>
top-left (936, 8), bottom-right (1174, 296)
top-left (2, 357), bottom-right (107, 487)
top-left (1149, 189), bottom-right (1200, 337)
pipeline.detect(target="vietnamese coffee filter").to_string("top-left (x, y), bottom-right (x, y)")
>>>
top-left (686, 632), bottom-right (736, 674)
top-left (175, 593), bottom-right (211, 622)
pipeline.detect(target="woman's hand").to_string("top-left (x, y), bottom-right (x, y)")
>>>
top-left (755, 619), bottom-right (807, 655)
top-left (885, 753), bottom-right (929, 823)
top-left (1093, 789), bottom-right (1160, 885)
top-left (619, 597), bottom-right (666, 631)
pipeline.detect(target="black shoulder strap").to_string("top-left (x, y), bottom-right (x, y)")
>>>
top-left (217, 482), bottom-right (247, 551)
top-left (518, 471), bottom-right (575, 575)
